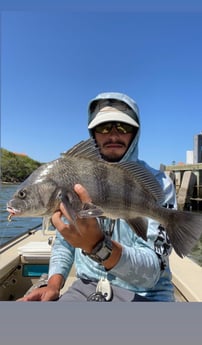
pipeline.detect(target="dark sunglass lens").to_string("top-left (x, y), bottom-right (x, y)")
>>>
top-left (95, 122), bottom-right (134, 134)
top-left (95, 123), bottom-right (112, 134)
top-left (116, 124), bottom-right (127, 134)
top-left (116, 123), bottom-right (134, 134)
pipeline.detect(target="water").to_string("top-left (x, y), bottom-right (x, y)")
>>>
top-left (0, 184), bottom-right (43, 246)
top-left (1, 184), bottom-right (202, 266)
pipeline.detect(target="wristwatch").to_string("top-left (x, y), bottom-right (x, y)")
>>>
top-left (82, 234), bottom-right (113, 264)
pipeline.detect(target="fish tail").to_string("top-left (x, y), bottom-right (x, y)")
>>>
top-left (163, 209), bottom-right (202, 258)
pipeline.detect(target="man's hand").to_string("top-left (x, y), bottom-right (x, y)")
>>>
top-left (17, 274), bottom-right (64, 302)
top-left (17, 285), bottom-right (60, 302)
top-left (51, 184), bottom-right (104, 253)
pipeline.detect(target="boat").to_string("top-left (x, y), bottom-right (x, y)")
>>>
top-left (0, 223), bottom-right (202, 302)
top-left (0, 224), bottom-right (75, 301)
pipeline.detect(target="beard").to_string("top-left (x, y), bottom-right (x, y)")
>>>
top-left (100, 152), bottom-right (124, 162)
top-left (99, 140), bottom-right (126, 162)
top-left (95, 136), bottom-right (134, 162)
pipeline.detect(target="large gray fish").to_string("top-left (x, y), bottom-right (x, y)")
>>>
top-left (6, 139), bottom-right (202, 258)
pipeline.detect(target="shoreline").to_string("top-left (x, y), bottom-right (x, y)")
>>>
top-left (1, 182), bottom-right (20, 185)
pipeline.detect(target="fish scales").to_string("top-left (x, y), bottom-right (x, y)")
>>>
top-left (91, 163), bottom-right (111, 204)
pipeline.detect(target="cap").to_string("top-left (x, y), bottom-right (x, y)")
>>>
top-left (88, 92), bottom-right (140, 129)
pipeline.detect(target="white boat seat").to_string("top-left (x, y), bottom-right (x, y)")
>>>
top-left (18, 241), bottom-right (52, 262)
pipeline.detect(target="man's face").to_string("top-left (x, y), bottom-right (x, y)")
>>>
top-left (94, 123), bottom-right (136, 162)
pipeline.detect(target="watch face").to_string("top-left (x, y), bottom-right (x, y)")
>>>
top-left (96, 237), bottom-right (112, 261)
top-left (98, 246), bottom-right (111, 260)
top-left (82, 235), bottom-right (112, 263)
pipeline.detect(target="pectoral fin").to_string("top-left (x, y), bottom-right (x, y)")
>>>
top-left (78, 202), bottom-right (104, 218)
top-left (61, 190), bottom-right (82, 223)
top-left (60, 190), bottom-right (104, 222)
top-left (127, 217), bottom-right (148, 241)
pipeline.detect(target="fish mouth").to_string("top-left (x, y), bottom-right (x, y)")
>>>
top-left (6, 205), bottom-right (22, 217)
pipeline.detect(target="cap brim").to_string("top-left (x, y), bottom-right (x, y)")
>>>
top-left (88, 111), bottom-right (139, 129)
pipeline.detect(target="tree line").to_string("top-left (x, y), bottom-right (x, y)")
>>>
top-left (1, 148), bottom-right (42, 183)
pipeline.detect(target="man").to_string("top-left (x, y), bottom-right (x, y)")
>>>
top-left (20, 92), bottom-right (176, 302)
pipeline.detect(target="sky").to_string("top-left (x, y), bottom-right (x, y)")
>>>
top-left (1, 0), bottom-right (202, 169)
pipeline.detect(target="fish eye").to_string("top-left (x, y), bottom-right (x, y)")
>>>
top-left (18, 189), bottom-right (27, 199)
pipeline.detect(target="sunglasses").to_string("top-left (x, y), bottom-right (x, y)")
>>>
top-left (94, 122), bottom-right (135, 134)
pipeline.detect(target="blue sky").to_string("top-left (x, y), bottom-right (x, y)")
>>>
top-left (1, 1), bottom-right (202, 169)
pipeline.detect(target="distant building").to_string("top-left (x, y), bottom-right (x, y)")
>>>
top-left (193, 133), bottom-right (202, 163)
top-left (186, 150), bottom-right (193, 164)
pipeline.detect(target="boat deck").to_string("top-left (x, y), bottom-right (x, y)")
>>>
top-left (170, 251), bottom-right (202, 302)
top-left (1, 229), bottom-right (202, 302)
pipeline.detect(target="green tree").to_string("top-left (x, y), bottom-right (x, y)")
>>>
top-left (0, 148), bottom-right (42, 183)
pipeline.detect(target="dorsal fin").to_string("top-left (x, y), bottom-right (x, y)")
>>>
top-left (115, 161), bottom-right (164, 203)
top-left (61, 138), bottom-right (103, 161)
top-left (62, 139), bottom-right (164, 203)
